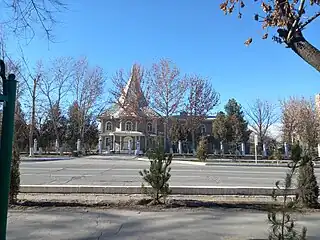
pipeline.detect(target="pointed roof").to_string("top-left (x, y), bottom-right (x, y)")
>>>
top-left (118, 64), bottom-right (148, 108)
top-left (100, 64), bottom-right (158, 119)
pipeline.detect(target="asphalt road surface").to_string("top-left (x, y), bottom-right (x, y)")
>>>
top-left (7, 207), bottom-right (320, 240)
top-left (20, 156), bottom-right (320, 187)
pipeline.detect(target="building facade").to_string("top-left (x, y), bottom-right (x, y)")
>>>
top-left (98, 66), bottom-right (215, 154)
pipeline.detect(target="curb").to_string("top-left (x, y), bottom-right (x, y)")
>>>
top-left (21, 157), bottom-right (73, 162)
top-left (204, 163), bottom-right (289, 167)
top-left (137, 158), bottom-right (286, 167)
top-left (19, 185), bottom-right (298, 196)
top-left (84, 156), bottom-right (138, 161)
top-left (136, 158), bottom-right (206, 166)
top-left (137, 158), bottom-right (320, 168)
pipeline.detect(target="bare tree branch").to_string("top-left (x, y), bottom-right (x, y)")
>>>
top-left (147, 58), bottom-right (189, 149)
top-left (72, 56), bottom-right (105, 146)
top-left (281, 96), bottom-right (320, 148)
top-left (185, 74), bottom-right (220, 152)
top-left (38, 56), bottom-right (73, 150)
top-left (245, 99), bottom-right (279, 145)
top-left (1, 0), bottom-right (67, 42)
top-left (299, 11), bottom-right (320, 29)
top-left (219, 0), bottom-right (320, 72)
top-left (148, 58), bottom-right (188, 118)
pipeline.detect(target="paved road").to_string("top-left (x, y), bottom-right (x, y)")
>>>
top-left (20, 156), bottom-right (320, 187)
top-left (7, 207), bottom-right (320, 240)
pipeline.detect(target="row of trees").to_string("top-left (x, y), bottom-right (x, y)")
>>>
top-left (211, 95), bottom-right (320, 158)
top-left (5, 57), bottom-right (221, 155)
top-left (14, 101), bottom-right (99, 153)
top-left (109, 59), bottom-right (220, 153)
top-left (8, 56), bottom-right (320, 157)
top-left (106, 57), bottom-right (320, 158)
top-left (3, 56), bottom-right (105, 155)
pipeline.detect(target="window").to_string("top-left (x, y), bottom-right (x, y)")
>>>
top-left (106, 121), bottom-right (112, 131)
top-left (147, 122), bottom-right (152, 132)
top-left (125, 121), bottom-right (133, 131)
top-left (199, 124), bottom-right (206, 134)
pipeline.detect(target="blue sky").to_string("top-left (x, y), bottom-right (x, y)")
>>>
top-left (5, 0), bottom-right (320, 113)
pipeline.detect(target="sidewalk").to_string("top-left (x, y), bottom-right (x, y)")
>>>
top-left (7, 206), bottom-right (320, 240)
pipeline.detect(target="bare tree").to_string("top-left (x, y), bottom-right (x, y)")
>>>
top-left (1, 0), bottom-right (67, 42)
top-left (147, 58), bottom-right (189, 151)
top-left (26, 67), bottom-right (41, 156)
top-left (280, 97), bottom-right (300, 144)
top-left (0, 56), bottom-right (24, 131)
top-left (246, 99), bottom-right (279, 146)
top-left (17, 59), bottom-right (44, 156)
top-left (281, 96), bottom-right (320, 149)
top-left (185, 74), bottom-right (220, 153)
top-left (148, 58), bottom-right (188, 117)
top-left (296, 98), bottom-right (320, 149)
top-left (0, 34), bottom-right (42, 155)
top-left (72, 57), bottom-right (105, 148)
top-left (38, 56), bottom-right (73, 153)
top-left (0, 33), bottom-right (44, 155)
top-left (220, 0), bottom-right (320, 72)
top-left (0, 33), bottom-right (24, 97)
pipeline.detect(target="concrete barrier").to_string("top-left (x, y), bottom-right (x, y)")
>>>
top-left (19, 185), bottom-right (298, 196)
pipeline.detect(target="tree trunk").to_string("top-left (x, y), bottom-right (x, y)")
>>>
top-left (289, 31), bottom-right (320, 72)
top-left (52, 120), bottom-right (62, 155)
top-left (29, 79), bottom-right (37, 157)
top-left (191, 130), bottom-right (196, 155)
top-left (164, 120), bottom-right (168, 153)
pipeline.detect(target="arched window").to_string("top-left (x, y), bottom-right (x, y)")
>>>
top-left (125, 121), bottom-right (133, 131)
top-left (199, 124), bottom-right (206, 134)
top-left (106, 121), bottom-right (112, 131)
top-left (147, 122), bottom-right (152, 132)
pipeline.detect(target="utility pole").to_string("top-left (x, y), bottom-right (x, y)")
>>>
top-left (0, 60), bottom-right (17, 240)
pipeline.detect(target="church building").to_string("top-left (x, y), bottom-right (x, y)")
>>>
top-left (98, 65), bottom-right (215, 154)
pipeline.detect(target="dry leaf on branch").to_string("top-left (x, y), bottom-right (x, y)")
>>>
top-left (244, 38), bottom-right (253, 46)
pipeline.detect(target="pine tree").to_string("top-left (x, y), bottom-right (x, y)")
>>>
top-left (9, 144), bottom-right (20, 204)
top-left (213, 99), bottom-right (251, 152)
top-left (224, 98), bottom-right (251, 145)
top-left (139, 145), bottom-right (172, 204)
top-left (297, 155), bottom-right (319, 208)
top-left (9, 101), bottom-right (23, 204)
top-left (196, 136), bottom-right (208, 161)
top-left (267, 144), bottom-right (307, 240)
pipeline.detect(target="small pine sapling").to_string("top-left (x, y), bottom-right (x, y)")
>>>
top-left (297, 152), bottom-right (319, 208)
top-left (267, 143), bottom-right (307, 240)
top-left (196, 136), bottom-right (208, 162)
top-left (139, 145), bottom-right (172, 204)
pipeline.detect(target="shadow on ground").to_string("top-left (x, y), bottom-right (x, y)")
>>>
top-left (12, 198), bottom-right (278, 212)
top-left (21, 158), bottom-right (72, 162)
top-left (7, 206), bottom-right (320, 240)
